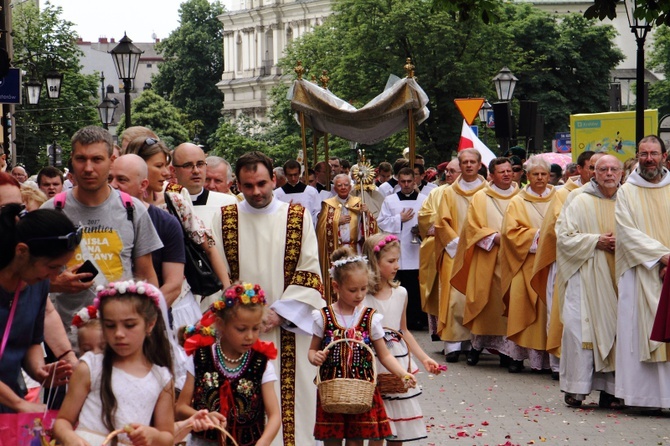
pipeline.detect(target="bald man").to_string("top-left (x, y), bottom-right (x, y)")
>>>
top-left (169, 143), bottom-right (236, 229)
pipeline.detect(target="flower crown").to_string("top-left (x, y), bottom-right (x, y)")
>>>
top-left (211, 282), bottom-right (267, 312)
top-left (329, 255), bottom-right (368, 276)
top-left (373, 235), bottom-right (399, 252)
top-left (70, 305), bottom-right (98, 335)
top-left (94, 280), bottom-right (162, 309)
top-left (182, 282), bottom-right (275, 358)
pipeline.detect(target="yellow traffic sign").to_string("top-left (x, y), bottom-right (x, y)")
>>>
top-left (454, 98), bottom-right (485, 126)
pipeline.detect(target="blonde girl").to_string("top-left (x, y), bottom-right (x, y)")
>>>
top-left (363, 233), bottom-right (442, 445)
top-left (54, 280), bottom-right (175, 446)
top-left (309, 247), bottom-right (417, 446)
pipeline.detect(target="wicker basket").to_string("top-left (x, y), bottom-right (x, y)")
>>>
top-left (376, 327), bottom-right (412, 394)
top-left (316, 338), bottom-right (377, 414)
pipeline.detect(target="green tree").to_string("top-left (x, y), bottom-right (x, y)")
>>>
top-left (12, 1), bottom-right (99, 173)
top-left (648, 26), bottom-right (670, 117)
top-left (152, 0), bottom-right (224, 143)
top-left (209, 120), bottom-right (270, 162)
top-left (499, 6), bottom-right (623, 140)
top-left (115, 89), bottom-right (190, 148)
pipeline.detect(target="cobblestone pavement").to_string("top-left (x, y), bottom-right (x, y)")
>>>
top-left (413, 331), bottom-right (669, 446)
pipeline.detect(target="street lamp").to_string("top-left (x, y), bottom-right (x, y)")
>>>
top-left (109, 33), bottom-right (143, 128)
top-left (23, 72), bottom-right (42, 105)
top-left (97, 96), bottom-right (119, 129)
top-left (44, 68), bottom-right (63, 99)
top-left (492, 67), bottom-right (518, 102)
top-left (478, 100), bottom-right (492, 145)
top-left (492, 68), bottom-right (517, 154)
top-left (624, 0), bottom-right (651, 146)
top-left (22, 64), bottom-right (63, 105)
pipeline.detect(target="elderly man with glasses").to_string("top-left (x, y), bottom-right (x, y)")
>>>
top-left (169, 142), bottom-right (236, 230)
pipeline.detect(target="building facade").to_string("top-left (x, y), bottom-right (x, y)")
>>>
top-left (217, 0), bottom-right (331, 122)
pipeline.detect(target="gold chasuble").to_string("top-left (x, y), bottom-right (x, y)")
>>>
top-left (434, 176), bottom-right (486, 341)
top-left (316, 195), bottom-right (377, 303)
top-left (500, 186), bottom-right (555, 350)
top-left (530, 177), bottom-right (582, 356)
top-left (418, 184), bottom-right (449, 316)
top-left (451, 183), bottom-right (518, 336)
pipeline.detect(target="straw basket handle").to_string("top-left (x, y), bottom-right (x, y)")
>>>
top-left (103, 424), bottom-right (239, 446)
top-left (315, 337), bottom-right (377, 385)
top-left (382, 327), bottom-right (412, 373)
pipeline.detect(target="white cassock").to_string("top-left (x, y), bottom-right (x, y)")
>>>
top-left (212, 198), bottom-right (325, 446)
top-left (615, 169), bottom-right (670, 408)
top-left (377, 191), bottom-right (426, 270)
top-left (274, 182), bottom-right (321, 224)
top-left (556, 183), bottom-right (617, 398)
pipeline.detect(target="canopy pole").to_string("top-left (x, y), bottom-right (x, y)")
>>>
top-left (404, 58), bottom-right (416, 169)
top-left (300, 112), bottom-right (309, 184)
top-left (324, 134), bottom-right (330, 191)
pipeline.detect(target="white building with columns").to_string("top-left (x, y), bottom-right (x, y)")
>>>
top-left (217, 0), bottom-right (331, 122)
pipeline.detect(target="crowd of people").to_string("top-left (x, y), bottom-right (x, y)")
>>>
top-left (1, 123), bottom-right (670, 446)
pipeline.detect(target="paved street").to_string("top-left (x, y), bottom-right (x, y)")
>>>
top-left (412, 332), bottom-right (669, 446)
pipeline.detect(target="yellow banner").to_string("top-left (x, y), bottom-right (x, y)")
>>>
top-left (570, 110), bottom-right (658, 162)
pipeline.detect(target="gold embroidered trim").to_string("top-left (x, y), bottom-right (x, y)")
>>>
top-left (221, 204), bottom-right (239, 282)
top-left (280, 328), bottom-right (296, 446)
top-left (164, 182), bottom-right (184, 193)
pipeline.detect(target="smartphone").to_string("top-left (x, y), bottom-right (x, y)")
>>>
top-left (75, 260), bottom-right (99, 281)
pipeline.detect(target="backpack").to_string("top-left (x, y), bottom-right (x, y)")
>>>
top-left (53, 190), bottom-right (134, 221)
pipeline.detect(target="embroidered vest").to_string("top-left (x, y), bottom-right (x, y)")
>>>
top-left (318, 306), bottom-right (376, 383)
top-left (191, 346), bottom-right (267, 445)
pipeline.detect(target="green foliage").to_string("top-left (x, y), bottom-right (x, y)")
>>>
top-left (498, 7), bottom-right (623, 143)
top-left (584, 0), bottom-right (669, 27)
top-left (648, 26), bottom-right (670, 117)
top-left (270, 0), bottom-right (621, 163)
top-left (208, 119), bottom-right (271, 163)
top-left (152, 0), bottom-right (225, 143)
top-left (115, 90), bottom-right (190, 148)
top-left (12, 1), bottom-right (99, 173)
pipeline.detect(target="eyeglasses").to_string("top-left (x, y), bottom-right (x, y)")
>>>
top-left (638, 152), bottom-right (663, 159)
top-left (512, 167), bottom-right (523, 172)
top-left (596, 167), bottom-right (622, 173)
top-left (173, 161), bottom-right (207, 170)
top-left (27, 226), bottom-right (83, 250)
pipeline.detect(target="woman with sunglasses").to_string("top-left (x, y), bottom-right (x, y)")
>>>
top-left (0, 204), bottom-right (81, 413)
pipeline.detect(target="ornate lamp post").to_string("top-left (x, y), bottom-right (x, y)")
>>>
top-left (97, 96), bottom-right (119, 130)
top-left (22, 64), bottom-right (63, 105)
top-left (492, 67), bottom-right (518, 153)
top-left (109, 33), bottom-right (143, 128)
top-left (493, 67), bottom-right (517, 102)
top-left (624, 0), bottom-right (651, 146)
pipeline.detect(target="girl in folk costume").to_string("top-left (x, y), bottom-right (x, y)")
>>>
top-left (309, 247), bottom-right (417, 446)
top-left (176, 283), bottom-right (281, 446)
top-left (362, 234), bottom-right (443, 445)
top-left (54, 280), bottom-right (175, 446)
top-left (71, 305), bottom-right (105, 355)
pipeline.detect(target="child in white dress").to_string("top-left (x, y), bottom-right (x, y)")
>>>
top-left (363, 234), bottom-right (442, 445)
top-left (54, 280), bottom-right (175, 446)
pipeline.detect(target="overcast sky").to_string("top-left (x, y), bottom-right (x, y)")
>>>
top-left (47, 0), bottom-right (235, 43)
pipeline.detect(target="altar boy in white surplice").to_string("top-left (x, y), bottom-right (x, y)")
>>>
top-left (212, 151), bottom-right (325, 446)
